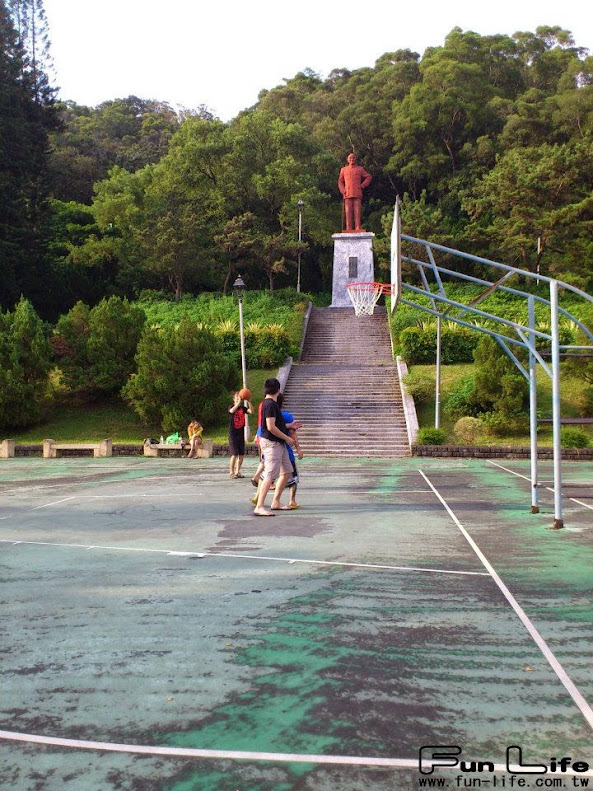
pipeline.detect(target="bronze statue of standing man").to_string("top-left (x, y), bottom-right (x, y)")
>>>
top-left (338, 153), bottom-right (372, 232)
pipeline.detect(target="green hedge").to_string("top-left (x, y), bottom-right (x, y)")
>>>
top-left (138, 288), bottom-right (310, 354)
top-left (216, 325), bottom-right (291, 368)
top-left (398, 325), bottom-right (479, 364)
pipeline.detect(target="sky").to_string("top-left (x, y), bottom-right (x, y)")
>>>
top-left (43, 0), bottom-right (592, 121)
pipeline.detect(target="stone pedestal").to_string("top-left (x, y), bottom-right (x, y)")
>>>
top-left (331, 232), bottom-right (375, 308)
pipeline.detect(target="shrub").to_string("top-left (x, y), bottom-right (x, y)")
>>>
top-left (453, 417), bottom-right (483, 444)
top-left (52, 301), bottom-right (91, 391)
top-left (123, 320), bottom-right (240, 432)
top-left (576, 386), bottom-right (593, 418)
top-left (211, 323), bottom-right (291, 368)
top-left (138, 289), bottom-right (309, 352)
top-left (245, 325), bottom-right (291, 368)
top-left (440, 327), bottom-right (480, 364)
top-left (86, 297), bottom-right (147, 394)
top-left (444, 375), bottom-right (480, 421)
top-left (481, 411), bottom-right (530, 437)
top-left (560, 428), bottom-right (590, 448)
top-left (398, 325), bottom-right (478, 364)
top-left (470, 336), bottom-right (529, 437)
top-left (402, 370), bottom-right (434, 404)
top-left (417, 427), bottom-right (447, 445)
top-left (54, 297), bottom-right (146, 397)
top-left (0, 298), bottom-right (53, 430)
top-left (473, 337), bottom-right (529, 415)
top-left (398, 326), bottom-right (435, 363)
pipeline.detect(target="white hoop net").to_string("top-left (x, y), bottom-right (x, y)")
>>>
top-left (346, 282), bottom-right (389, 316)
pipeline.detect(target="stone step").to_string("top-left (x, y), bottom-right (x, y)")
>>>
top-left (282, 305), bottom-right (409, 457)
top-left (303, 450), bottom-right (411, 457)
top-left (294, 427), bottom-right (407, 434)
top-left (285, 408), bottom-right (404, 414)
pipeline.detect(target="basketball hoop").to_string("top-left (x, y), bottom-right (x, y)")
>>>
top-left (346, 282), bottom-right (392, 316)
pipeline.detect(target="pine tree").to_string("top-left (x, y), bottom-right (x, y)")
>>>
top-left (6, 0), bottom-right (54, 102)
top-left (0, 0), bottom-right (58, 315)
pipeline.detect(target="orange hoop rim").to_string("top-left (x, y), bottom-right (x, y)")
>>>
top-left (346, 282), bottom-right (393, 295)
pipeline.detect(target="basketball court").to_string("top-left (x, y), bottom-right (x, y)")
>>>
top-left (1, 455), bottom-right (592, 790)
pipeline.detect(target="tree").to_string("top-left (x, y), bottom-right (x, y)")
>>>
top-left (51, 300), bottom-right (91, 392)
top-left (123, 320), bottom-right (239, 432)
top-left (389, 33), bottom-right (504, 200)
top-left (7, 0), bottom-right (53, 102)
top-left (48, 97), bottom-right (180, 204)
top-left (462, 140), bottom-right (593, 278)
top-left (220, 110), bottom-right (335, 289)
top-left (53, 297), bottom-right (146, 397)
top-left (0, 297), bottom-right (52, 429)
top-left (214, 212), bottom-right (260, 295)
top-left (0, 0), bottom-right (58, 315)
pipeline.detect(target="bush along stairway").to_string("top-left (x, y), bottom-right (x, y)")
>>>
top-left (282, 307), bottom-right (410, 457)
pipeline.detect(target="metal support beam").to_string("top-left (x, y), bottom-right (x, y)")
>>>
top-left (550, 281), bottom-right (563, 529)
top-left (392, 219), bottom-right (593, 527)
top-left (528, 297), bottom-right (539, 514)
top-left (435, 315), bottom-right (441, 429)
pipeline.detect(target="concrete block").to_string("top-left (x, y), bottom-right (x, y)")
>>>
top-left (0, 439), bottom-right (15, 458)
top-left (43, 439), bottom-right (57, 458)
top-left (95, 439), bottom-right (113, 457)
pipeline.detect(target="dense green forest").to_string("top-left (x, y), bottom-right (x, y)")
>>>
top-left (1, 0), bottom-right (592, 323)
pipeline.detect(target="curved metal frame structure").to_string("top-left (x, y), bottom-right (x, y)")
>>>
top-left (390, 198), bottom-right (593, 528)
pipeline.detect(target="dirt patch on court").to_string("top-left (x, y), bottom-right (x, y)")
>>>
top-left (206, 517), bottom-right (330, 552)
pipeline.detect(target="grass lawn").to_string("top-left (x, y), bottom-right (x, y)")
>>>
top-left (410, 363), bottom-right (593, 446)
top-left (9, 369), bottom-right (278, 446)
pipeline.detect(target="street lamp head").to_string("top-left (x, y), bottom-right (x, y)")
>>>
top-left (233, 274), bottom-right (246, 302)
top-left (297, 199), bottom-right (304, 210)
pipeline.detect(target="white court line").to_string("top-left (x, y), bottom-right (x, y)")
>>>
top-left (30, 496), bottom-right (77, 510)
top-left (0, 538), bottom-right (489, 577)
top-left (0, 473), bottom-right (202, 496)
top-left (77, 493), bottom-right (203, 499)
top-left (0, 731), bottom-right (592, 777)
top-left (488, 460), bottom-right (593, 512)
top-left (0, 732), bottom-right (410, 767)
top-left (420, 469), bottom-right (593, 731)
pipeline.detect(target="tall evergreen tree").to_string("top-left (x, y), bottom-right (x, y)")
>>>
top-left (0, 0), bottom-right (58, 316)
top-left (7, 0), bottom-right (53, 101)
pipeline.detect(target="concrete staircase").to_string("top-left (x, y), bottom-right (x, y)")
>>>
top-left (282, 307), bottom-right (410, 457)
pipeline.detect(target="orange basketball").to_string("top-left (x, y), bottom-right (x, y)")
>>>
top-left (238, 387), bottom-right (251, 401)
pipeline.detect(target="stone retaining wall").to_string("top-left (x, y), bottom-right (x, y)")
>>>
top-left (5, 443), bottom-right (593, 461)
top-left (9, 443), bottom-right (257, 458)
top-left (413, 444), bottom-right (593, 461)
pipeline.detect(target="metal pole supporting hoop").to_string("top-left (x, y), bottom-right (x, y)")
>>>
top-left (388, 195), bottom-right (593, 527)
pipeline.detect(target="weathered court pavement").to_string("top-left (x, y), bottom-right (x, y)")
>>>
top-left (0, 456), bottom-right (592, 790)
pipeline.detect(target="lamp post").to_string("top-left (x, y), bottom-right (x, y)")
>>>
top-left (232, 275), bottom-right (250, 441)
top-left (297, 199), bottom-right (304, 293)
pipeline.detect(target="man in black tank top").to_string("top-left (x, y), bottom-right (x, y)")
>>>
top-left (253, 378), bottom-right (295, 517)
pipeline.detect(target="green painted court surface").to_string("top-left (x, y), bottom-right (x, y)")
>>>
top-left (0, 456), bottom-right (592, 790)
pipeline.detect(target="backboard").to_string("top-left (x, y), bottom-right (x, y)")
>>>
top-left (390, 195), bottom-right (402, 313)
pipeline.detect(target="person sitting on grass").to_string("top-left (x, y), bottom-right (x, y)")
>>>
top-left (187, 420), bottom-right (203, 458)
